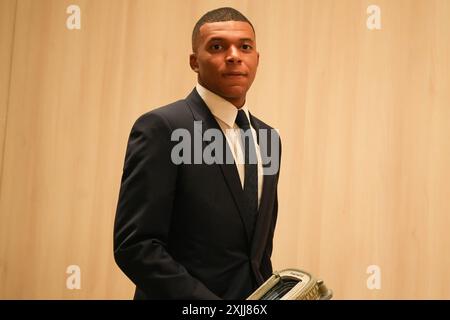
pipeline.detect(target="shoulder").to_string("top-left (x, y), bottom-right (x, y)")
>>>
top-left (251, 114), bottom-right (282, 162)
top-left (251, 114), bottom-right (281, 141)
top-left (132, 98), bottom-right (192, 133)
top-left (251, 114), bottom-right (275, 131)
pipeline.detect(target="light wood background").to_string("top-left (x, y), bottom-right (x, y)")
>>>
top-left (0, 0), bottom-right (449, 299)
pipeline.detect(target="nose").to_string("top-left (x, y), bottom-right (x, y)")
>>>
top-left (225, 45), bottom-right (242, 64)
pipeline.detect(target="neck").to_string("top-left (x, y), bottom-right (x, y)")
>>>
top-left (225, 97), bottom-right (245, 109)
top-left (197, 81), bottom-right (246, 109)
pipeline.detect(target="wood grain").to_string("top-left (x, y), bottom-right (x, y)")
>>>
top-left (0, 0), bottom-right (449, 299)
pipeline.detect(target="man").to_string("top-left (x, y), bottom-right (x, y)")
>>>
top-left (114, 7), bottom-right (281, 300)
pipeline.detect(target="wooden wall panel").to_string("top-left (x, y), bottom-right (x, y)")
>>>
top-left (0, 0), bottom-right (449, 299)
top-left (0, 0), bottom-right (17, 199)
top-left (0, 0), bottom-right (17, 296)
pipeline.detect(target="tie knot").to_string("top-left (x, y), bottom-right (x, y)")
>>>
top-left (235, 109), bottom-right (251, 130)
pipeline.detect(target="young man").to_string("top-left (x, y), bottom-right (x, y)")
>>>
top-left (114, 7), bottom-right (281, 300)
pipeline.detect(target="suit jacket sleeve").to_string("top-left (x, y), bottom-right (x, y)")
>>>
top-left (114, 112), bottom-right (220, 299)
top-left (260, 187), bottom-right (278, 280)
top-left (260, 136), bottom-right (282, 281)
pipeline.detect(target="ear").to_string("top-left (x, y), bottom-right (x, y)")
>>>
top-left (189, 53), bottom-right (199, 73)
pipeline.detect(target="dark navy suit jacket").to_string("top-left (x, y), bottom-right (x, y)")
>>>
top-left (114, 88), bottom-right (281, 299)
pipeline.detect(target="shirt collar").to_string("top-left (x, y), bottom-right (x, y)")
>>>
top-left (196, 83), bottom-right (250, 128)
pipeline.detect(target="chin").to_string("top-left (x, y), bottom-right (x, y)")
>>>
top-left (221, 85), bottom-right (248, 98)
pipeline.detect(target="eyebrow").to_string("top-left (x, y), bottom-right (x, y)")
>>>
top-left (207, 37), bottom-right (255, 43)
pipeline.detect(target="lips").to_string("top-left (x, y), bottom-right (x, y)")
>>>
top-left (223, 72), bottom-right (247, 77)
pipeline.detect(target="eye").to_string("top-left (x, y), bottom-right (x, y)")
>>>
top-left (242, 44), bottom-right (253, 51)
top-left (210, 44), bottom-right (223, 50)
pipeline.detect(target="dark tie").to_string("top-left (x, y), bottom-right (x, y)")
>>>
top-left (235, 110), bottom-right (258, 231)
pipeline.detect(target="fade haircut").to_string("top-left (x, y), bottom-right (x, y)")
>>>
top-left (192, 7), bottom-right (255, 52)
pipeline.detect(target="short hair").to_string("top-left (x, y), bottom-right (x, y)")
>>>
top-left (192, 7), bottom-right (255, 51)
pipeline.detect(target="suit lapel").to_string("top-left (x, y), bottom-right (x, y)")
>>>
top-left (185, 89), bottom-right (254, 244)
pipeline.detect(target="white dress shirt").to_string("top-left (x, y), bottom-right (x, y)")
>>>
top-left (196, 83), bottom-right (264, 208)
